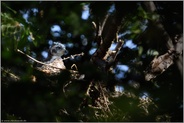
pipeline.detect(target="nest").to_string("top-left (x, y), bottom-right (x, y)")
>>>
top-left (78, 81), bottom-right (113, 118)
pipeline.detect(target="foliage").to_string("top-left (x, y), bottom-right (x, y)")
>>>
top-left (1, 1), bottom-right (183, 122)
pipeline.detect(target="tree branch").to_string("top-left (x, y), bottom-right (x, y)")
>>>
top-left (143, 1), bottom-right (175, 51)
top-left (17, 49), bottom-right (83, 77)
top-left (91, 4), bottom-right (125, 71)
top-left (142, 1), bottom-right (183, 81)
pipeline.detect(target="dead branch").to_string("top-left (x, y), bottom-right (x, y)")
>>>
top-left (145, 52), bottom-right (174, 81)
top-left (63, 52), bottom-right (84, 61)
top-left (104, 40), bottom-right (124, 69)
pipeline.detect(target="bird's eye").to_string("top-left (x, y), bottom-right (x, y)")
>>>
top-left (56, 47), bottom-right (62, 50)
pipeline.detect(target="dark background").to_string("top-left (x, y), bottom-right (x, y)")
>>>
top-left (1, 1), bottom-right (183, 122)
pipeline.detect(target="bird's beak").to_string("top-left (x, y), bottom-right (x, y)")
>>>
top-left (64, 50), bottom-right (68, 55)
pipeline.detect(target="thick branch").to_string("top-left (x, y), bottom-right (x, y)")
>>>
top-left (91, 4), bottom-right (125, 70)
top-left (92, 14), bottom-right (121, 60)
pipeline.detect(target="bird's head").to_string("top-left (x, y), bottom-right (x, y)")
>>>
top-left (50, 42), bottom-right (66, 57)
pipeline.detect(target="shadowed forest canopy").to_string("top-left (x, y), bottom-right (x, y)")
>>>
top-left (1, 1), bottom-right (183, 122)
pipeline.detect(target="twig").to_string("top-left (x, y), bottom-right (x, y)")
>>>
top-left (101, 14), bottom-right (110, 32)
top-left (104, 40), bottom-right (124, 63)
top-left (71, 64), bottom-right (78, 71)
top-left (92, 21), bottom-right (97, 29)
top-left (1, 67), bottom-right (20, 81)
top-left (98, 82), bottom-right (112, 114)
top-left (63, 81), bottom-right (72, 97)
top-left (63, 52), bottom-right (84, 61)
top-left (86, 80), bottom-right (94, 96)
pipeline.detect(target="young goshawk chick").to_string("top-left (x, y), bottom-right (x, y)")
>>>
top-left (37, 42), bottom-right (66, 76)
